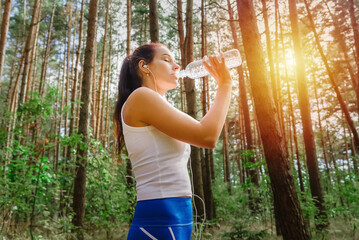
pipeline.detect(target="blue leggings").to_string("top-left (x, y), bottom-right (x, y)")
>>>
top-left (127, 197), bottom-right (193, 240)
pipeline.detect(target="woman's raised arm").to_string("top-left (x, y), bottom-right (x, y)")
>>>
top-left (122, 54), bottom-right (233, 149)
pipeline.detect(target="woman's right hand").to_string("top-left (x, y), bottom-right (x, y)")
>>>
top-left (202, 53), bottom-right (232, 87)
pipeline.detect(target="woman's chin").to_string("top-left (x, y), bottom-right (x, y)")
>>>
top-left (168, 80), bottom-right (178, 89)
top-left (168, 83), bottom-right (178, 91)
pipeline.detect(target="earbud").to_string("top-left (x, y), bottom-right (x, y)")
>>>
top-left (142, 64), bottom-right (157, 92)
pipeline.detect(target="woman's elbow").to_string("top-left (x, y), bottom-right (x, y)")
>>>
top-left (202, 138), bottom-right (217, 149)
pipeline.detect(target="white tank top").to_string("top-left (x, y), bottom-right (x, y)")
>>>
top-left (121, 101), bottom-right (192, 201)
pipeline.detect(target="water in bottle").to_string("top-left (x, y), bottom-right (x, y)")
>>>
top-left (178, 49), bottom-right (242, 79)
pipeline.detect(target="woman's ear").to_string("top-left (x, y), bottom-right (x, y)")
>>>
top-left (138, 60), bottom-right (149, 74)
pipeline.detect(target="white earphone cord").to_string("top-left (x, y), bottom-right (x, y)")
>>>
top-left (145, 64), bottom-right (206, 238)
top-left (189, 156), bottom-right (206, 240)
top-left (144, 65), bottom-right (158, 93)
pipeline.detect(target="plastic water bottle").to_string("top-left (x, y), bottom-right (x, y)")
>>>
top-left (178, 49), bottom-right (242, 79)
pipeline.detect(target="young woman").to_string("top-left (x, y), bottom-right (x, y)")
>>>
top-left (114, 43), bottom-right (233, 240)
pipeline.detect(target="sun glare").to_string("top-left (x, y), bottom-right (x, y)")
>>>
top-left (284, 49), bottom-right (296, 67)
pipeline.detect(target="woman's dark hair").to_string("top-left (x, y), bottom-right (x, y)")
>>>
top-left (113, 43), bottom-right (166, 153)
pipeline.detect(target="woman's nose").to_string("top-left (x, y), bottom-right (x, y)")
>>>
top-left (174, 63), bottom-right (180, 70)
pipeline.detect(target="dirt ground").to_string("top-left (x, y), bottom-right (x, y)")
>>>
top-left (1, 217), bottom-right (358, 239)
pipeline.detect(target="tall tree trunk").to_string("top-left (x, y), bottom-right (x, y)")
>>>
top-left (326, 126), bottom-right (345, 207)
top-left (68, 0), bottom-right (84, 140)
top-left (91, 37), bottom-right (97, 133)
top-left (72, 0), bottom-right (98, 233)
top-left (183, 0), bottom-right (205, 219)
top-left (349, 0), bottom-right (359, 80)
top-left (228, 0), bottom-right (260, 214)
top-left (324, 1), bottom-right (359, 116)
top-left (95, 0), bottom-right (110, 139)
top-left (66, 0), bottom-right (84, 166)
top-left (5, 51), bottom-right (24, 162)
top-left (223, 121), bottom-right (231, 194)
top-left (58, 55), bottom-right (67, 214)
top-left (275, 3), bottom-right (288, 156)
top-left (288, 82), bottom-right (305, 193)
top-left (19, 0), bottom-right (42, 105)
top-left (313, 76), bottom-right (331, 184)
top-left (288, 0), bottom-right (328, 229)
top-left (261, 0), bottom-right (277, 108)
top-left (278, 4), bottom-right (307, 230)
top-left (24, 20), bottom-right (40, 103)
top-left (343, 112), bottom-right (350, 173)
top-left (277, 5), bottom-right (306, 197)
top-left (63, 1), bottom-right (73, 148)
top-left (149, 0), bottom-right (159, 42)
top-left (76, 54), bottom-right (85, 129)
top-left (38, 0), bottom-right (57, 97)
top-left (200, 0), bottom-right (215, 220)
top-left (303, 0), bottom-right (359, 176)
top-left (0, 0), bottom-right (12, 85)
top-left (6, 47), bottom-right (18, 108)
top-left (53, 63), bottom-right (63, 172)
top-left (227, 0), bottom-right (258, 188)
top-left (126, 0), bottom-right (131, 55)
top-left (236, 0), bottom-right (309, 238)
top-left (104, 18), bottom-right (112, 146)
top-left (177, 0), bottom-right (185, 112)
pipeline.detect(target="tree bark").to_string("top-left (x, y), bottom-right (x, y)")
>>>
top-left (261, 0), bottom-right (277, 108)
top-left (326, 126), bottom-right (345, 207)
top-left (349, 0), bottom-right (359, 79)
top-left (236, 0), bottom-right (309, 238)
top-left (58, 55), bottom-right (67, 214)
top-left (72, 0), bottom-right (98, 231)
top-left (95, 0), bottom-right (110, 139)
top-left (313, 76), bottom-right (331, 184)
top-left (183, 0), bottom-right (205, 219)
top-left (149, 0), bottom-right (159, 42)
top-left (277, 6), bottom-right (305, 197)
top-left (227, 0), bottom-right (258, 187)
top-left (126, 0), bottom-right (131, 55)
top-left (288, 0), bottom-right (328, 229)
top-left (68, 0), bottom-right (84, 146)
top-left (6, 47), bottom-right (18, 108)
top-left (91, 36), bottom-right (97, 133)
top-left (24, 19), bottom-right (40, 103)
top-left (38, 0), bottom-right (57, 97)
top-left (19, 0), bottom-right (42, 105)
top-left (200, 0), bottom-right (215, 220)
top-left (104, 18), bottom-right (112, 145)
top-left (63, 1), bottom-right (73, 145)
top-left (177, 0), bottom-right (185, 111)
top-left (223, 121), bottom-right (231, 194)
top-left (0, 0), bottom-right (12, 85)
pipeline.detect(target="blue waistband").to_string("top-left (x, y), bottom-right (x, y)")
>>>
top-left (131, 197), bottom-right (193, 227)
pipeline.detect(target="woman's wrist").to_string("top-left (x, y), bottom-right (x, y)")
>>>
top-left (218, 82), bottom-right (232, 89)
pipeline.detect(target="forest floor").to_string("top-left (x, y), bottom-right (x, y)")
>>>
top-left (1, 217), bottom-right (358, 239)
top-left (62, 217), bottom-right (359, 239)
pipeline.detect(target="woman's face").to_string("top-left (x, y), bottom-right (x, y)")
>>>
top-left (146, 46), bottom-right (180, 93)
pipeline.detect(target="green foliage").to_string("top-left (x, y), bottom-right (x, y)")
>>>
top-left (0, 87), bottom-right (133, 239)
top-left (2, 0), bottom-right (359, 239)
top-left (85, 139), bottom-right (135, 228)
top-left (222, 219), bottom-right (269, 240)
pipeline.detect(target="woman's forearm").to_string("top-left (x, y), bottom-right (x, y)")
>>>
top-left (199, 83), bottom-right (232, 147)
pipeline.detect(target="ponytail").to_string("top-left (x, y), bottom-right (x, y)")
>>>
top-left (113, 43), bottom-right (166, 153)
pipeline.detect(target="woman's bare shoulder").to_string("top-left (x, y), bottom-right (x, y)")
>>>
top-left (123, 87), bottom-right (164, 126)
top-left (126, 87), bottom-right (161, 107)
